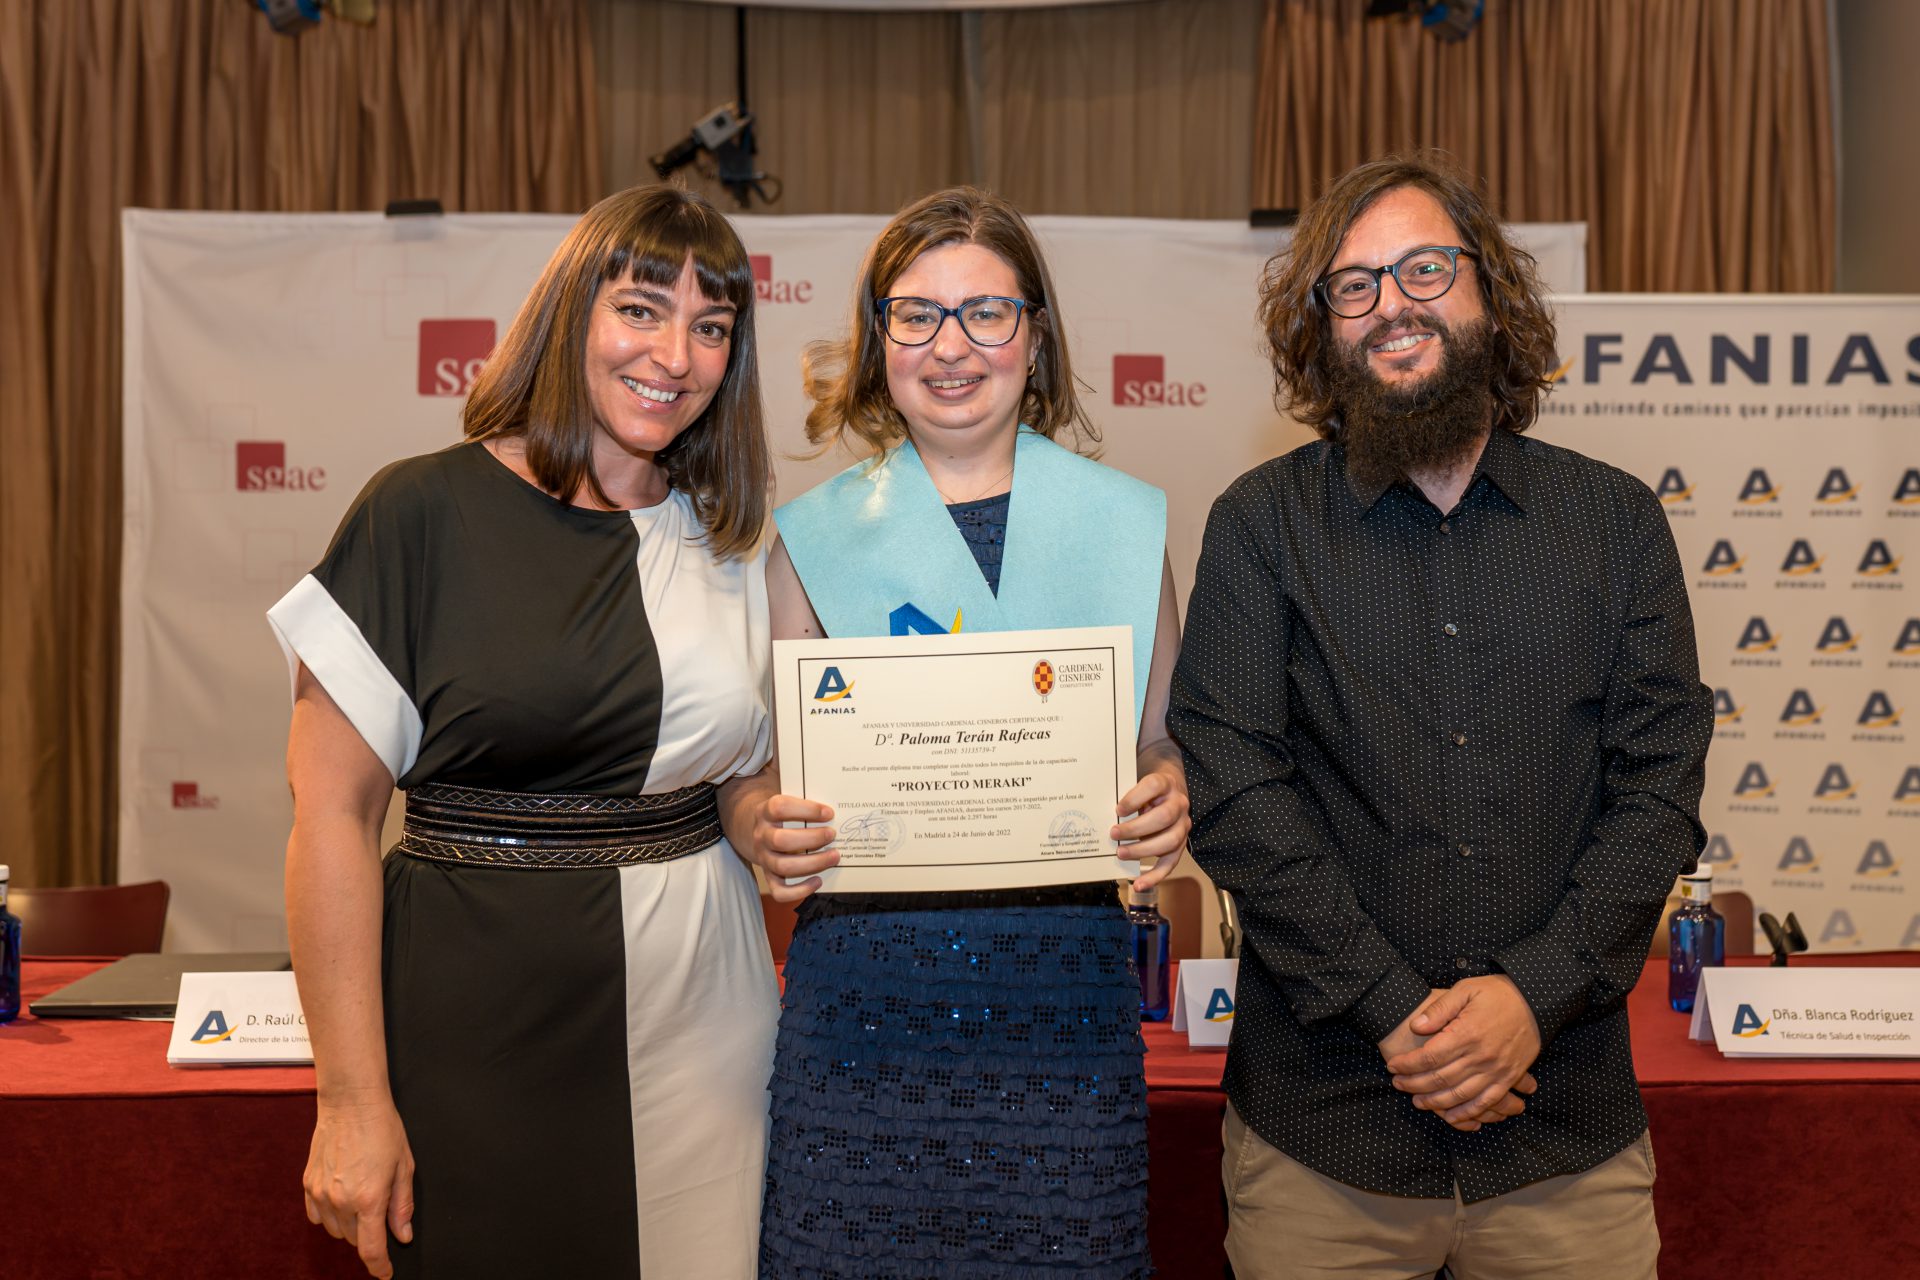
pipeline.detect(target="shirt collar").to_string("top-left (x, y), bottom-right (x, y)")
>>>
top-left (1343, 424), bottom-right (1531, 515)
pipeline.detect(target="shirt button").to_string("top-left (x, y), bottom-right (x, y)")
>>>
top-left (1451, 731), bottom-right (1468, 746)
top-left (1458, 842), bottom-right (1472, 857)
top-left (1455, 957), bottom-right (1471, 971)
top-left (1439, 520), bottom-right (1452, 534)
top-left (1443, 622), bottom-right (1459, 637)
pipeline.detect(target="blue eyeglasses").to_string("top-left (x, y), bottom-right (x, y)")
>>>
top-left (874, 295), bottom-right (1034, 347)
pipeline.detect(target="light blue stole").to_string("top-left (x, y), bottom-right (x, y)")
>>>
top-left (775, 429), bottom-right (1166, 733)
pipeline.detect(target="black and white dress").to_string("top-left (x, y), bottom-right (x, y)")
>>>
top-left (268, 441), bottom-right (777, 1279)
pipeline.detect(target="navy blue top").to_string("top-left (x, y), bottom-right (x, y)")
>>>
top-left (945, 492), bottom-right (1010, 595)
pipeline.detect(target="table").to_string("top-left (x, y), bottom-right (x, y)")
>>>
top-left (5, 955), bottom-right (1917, 1279)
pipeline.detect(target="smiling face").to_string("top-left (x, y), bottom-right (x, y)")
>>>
top-left (881, 241), bottom-right (1039, 447)
top-left (1326, 185), bottom-right (1488, 390)
top-left (583, 259), bottom-right (736, 469)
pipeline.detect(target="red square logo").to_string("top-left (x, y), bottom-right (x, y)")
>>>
top-left (172, 782), bottom-right (199, 808)
top-left (1112, 354), bottom-right (1165, 405)
top-left (750, 255), bottom-right (773, 285)
top-left (418, 318), bottom-right (497, 396)
top-left (236, 441), bottom-right (285, 491)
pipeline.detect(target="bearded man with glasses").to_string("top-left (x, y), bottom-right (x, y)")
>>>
top-left (1168, 154), bottom-right (1712, 1280)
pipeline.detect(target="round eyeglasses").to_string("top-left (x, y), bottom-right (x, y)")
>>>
top-left (1317, 246), bottom-right (1473, 319)
top-left (874, 295), bottom-right (1033, 347)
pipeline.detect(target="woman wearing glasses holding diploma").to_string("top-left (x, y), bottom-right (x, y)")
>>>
top-left (729, 187), bottom-right (1189, 1278)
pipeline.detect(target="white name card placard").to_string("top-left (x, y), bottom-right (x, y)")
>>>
top-left (1172, 958), bottom-right (1239, 1049)
top-left (166, 971), bottom-right (313, 1067)
top-left (1688, 967), bottom-right (1920, 1057)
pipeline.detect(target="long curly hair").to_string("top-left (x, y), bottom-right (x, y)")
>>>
top-left (802, 186), bottom-right (1098, 457)
top-left (1259, 153), bottom-right (1559, 441)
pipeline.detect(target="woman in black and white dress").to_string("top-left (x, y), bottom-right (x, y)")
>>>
top-left (271, 186), bottom-right (777, 1279)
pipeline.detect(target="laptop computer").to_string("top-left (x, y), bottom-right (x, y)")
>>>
top-left (31, 952), bottom-right (294, 1019)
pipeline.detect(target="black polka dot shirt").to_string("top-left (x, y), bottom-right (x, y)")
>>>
top-left (1168, 426), bottom-right (1713, 1201)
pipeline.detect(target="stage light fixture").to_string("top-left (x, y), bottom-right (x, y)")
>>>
top-left (1365, 0), bottom-right (1483, 42)
top-left (650, 102), bottom-right (783, 210)
top-left (256, 0), bottom-right (321, 35)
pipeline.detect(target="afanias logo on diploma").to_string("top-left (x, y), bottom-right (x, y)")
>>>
top-left (809, 666), bottom-right (857, 716)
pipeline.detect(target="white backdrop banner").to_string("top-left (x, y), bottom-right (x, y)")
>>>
top-left (1540, 296), bottom-right (1920, 955)
top-left (137, 207), bottom-right (1838, 957)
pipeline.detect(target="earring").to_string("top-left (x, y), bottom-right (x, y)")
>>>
top-left (1027, 359), bottom-right (1037, 377)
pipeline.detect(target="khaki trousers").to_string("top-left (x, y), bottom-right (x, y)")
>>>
top-left (1222, 1103), bottom-right (1659, 1280)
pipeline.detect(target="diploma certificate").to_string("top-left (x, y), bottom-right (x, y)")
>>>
top-left (773, 626), bottom-right (1138, 892)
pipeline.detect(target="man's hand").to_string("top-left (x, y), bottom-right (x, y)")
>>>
top-left (1378, 990), bottom-right (1537, 1131)
top-left (1384, 975), bottom-right (1542, 1126)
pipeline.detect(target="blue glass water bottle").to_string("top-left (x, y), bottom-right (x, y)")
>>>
top-left (0, 864), bottom-right (21, 1023)
top-left (1667, 866), bottom-right (1725, 1014)
top-left (1127, 883), bottom-right (1170, 1021)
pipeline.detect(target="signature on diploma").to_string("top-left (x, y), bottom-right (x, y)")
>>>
top-left (841, 812), bottom-right (898, 841)
top-left (1049, 811), bottom-right (1096, 839)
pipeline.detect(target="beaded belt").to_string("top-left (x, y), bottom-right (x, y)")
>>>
top-left (397, 782), bottom-right (723, 869)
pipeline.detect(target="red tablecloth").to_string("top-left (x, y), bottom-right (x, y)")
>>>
top-left (5, 954), bottom-right (1918, 1279)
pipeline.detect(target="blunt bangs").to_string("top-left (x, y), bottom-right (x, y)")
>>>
top-left (602, 205), bottom-right (755, 316)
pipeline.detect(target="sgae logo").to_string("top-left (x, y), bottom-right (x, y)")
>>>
top-left (237, 442), bottom-right (326, 493)
top-left (1112, 354), bottom-right (1207, 408)
top-left (1858, 692), bottom-right (1903, 728)
top-left (812, 667), bottom-right (855, 702)
top-left (1204, 987), bottom-right (1235, 1022)
top-left (1737, 468), bottom-right (1780, 505)
top-left (1895, 619), bottom-right (1920, 655)
top-left (1815, 617), bottom-right (1858, 653)
top-left (1815, 468), bottom-right (1859, 504)
top-left (1732, 763), bottom-right (1774, 798)
top-left (1577, 330), bottom-right (1918, 385)
top-left (1894, 468), bottom-right (1920, 505)
top-left (1780, 539), bottom-right (1823, 575)
top-left (1702, 540), bottom-right (1745, 575)
top-left (418, 318), bottom-right (496, 396)
top-left (1778, 690), bottom-right (1822, 726)
top-left (749, 255), bottom-right (813, 305)
top-left (1730, 1004), bottom-right (1770, 1037)
top-left (1857, 840), bottom-right (1899, 878)
top-left (1712, 689), bottom-right (1742, 724)
top-left (1813, 763), bottom-right (1855, 800)
top-left (1655, 467), bottom-right (1693, 504)
top-left (1699, 833), bottom-right (1739, 870)
top-left (1777, 835), bottom-right (1820, 873)
top-left (1904, 914), bottom-right (1920, 948)
top-left (1859, 540), bottom-right (1902, 576)
top-left (1735, 617), bottom-right (1776, 652)
top-left (172, 781), bottom-right (219, 810)
top-left (190, 1010), bottom-right (237, 1045)
top-left (1895, 766), bottom-right (1920, 804)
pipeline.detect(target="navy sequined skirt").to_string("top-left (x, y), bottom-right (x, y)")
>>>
top-left (760, 887), bottom-right (1151, 1279)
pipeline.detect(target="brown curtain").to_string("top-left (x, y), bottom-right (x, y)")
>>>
top-left (1254, 0), bottom-right (1835, 291)
top-left (593, 0), bottom-right (1260, 217)
top-left (0, 0), bottom-right (602, 889)
top-left (979, 0), bottom-right (1258, 218)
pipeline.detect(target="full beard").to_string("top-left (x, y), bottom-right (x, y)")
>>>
top-left (1327, 314), bottom-right (1499, 494)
